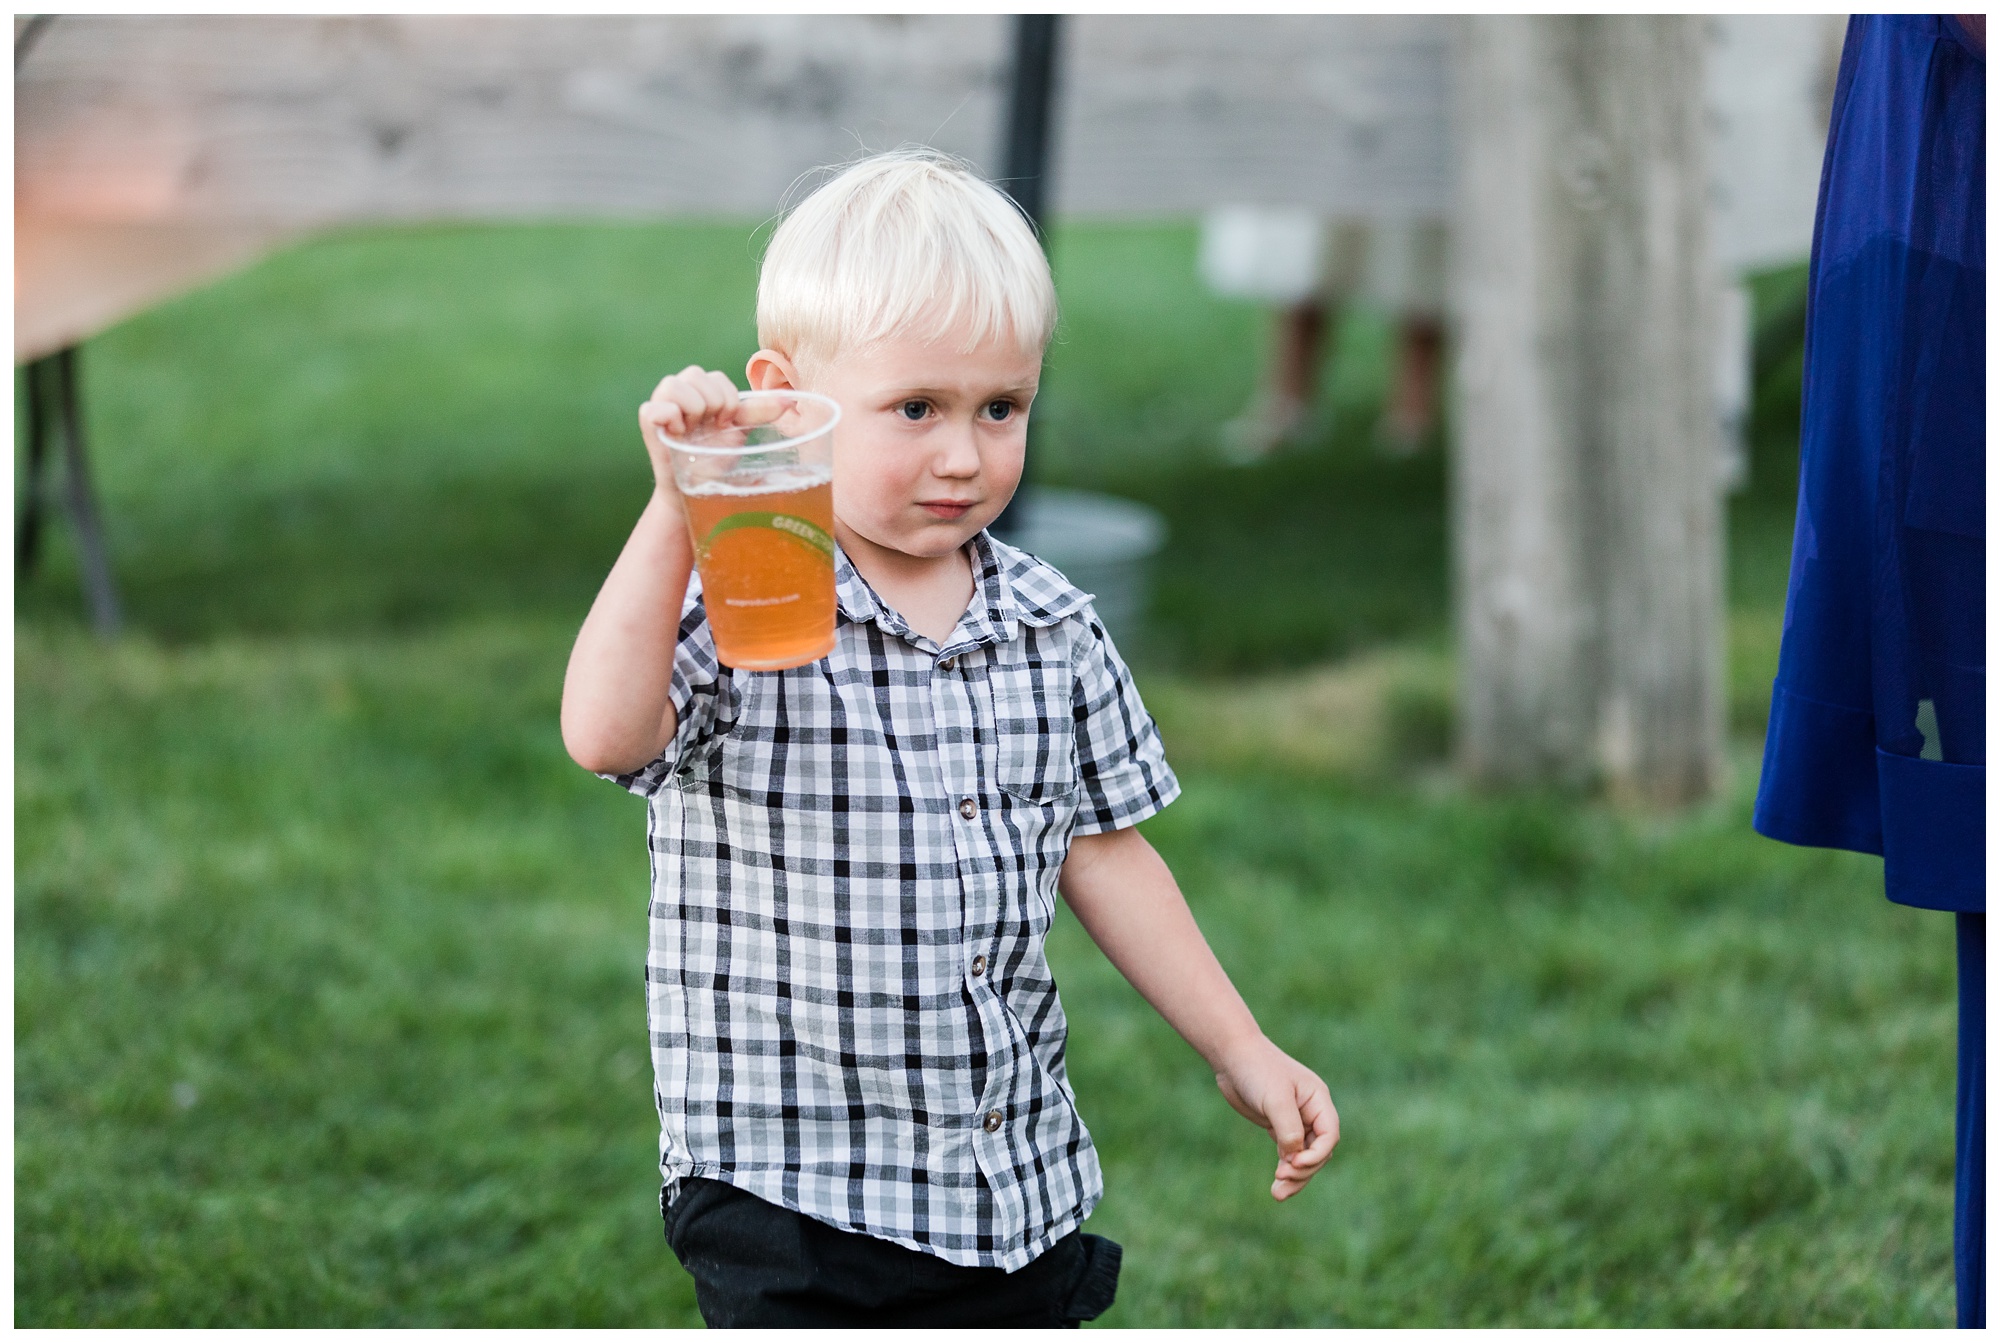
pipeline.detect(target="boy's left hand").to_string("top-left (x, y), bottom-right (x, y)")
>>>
top-left (1214, 1037), bottom-right (1340, 1201)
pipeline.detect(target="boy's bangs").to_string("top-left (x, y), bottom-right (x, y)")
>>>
top-left (828, 225), bottom-right (1047, 356)
top-left (758, 149), bottom-right (1056, 365)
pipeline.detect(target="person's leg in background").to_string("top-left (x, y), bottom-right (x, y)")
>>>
top-left (1378, 313), bottom-right (1445, 453)
top-left (1202, 212), bottom-right (1366, 462)
top-left (1367, 219), bottom-right (1449, 456)
top-left (1270, 297), bottom-right (1330, 433)
top-left (1957, 911), bottom-right (1984, 1328)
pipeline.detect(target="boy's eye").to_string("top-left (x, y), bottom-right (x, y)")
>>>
top-left (983, 399), bottom-right (1016, 422)
top-left (898, 399), bottom-right (929, 422)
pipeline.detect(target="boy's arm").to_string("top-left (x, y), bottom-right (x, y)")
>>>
top-left (560, 367), bottom-right (734, 776)
top-left (1058, 825), bottom-right (1340, 1201)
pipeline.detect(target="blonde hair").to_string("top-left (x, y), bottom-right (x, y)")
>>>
top-left (757, 148), bottom-right (1057, 368)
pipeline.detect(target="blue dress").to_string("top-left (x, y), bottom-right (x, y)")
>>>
top-left (1752, 14), bottom-right (1983, 1326)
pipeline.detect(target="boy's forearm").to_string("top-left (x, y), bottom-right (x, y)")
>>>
top-left (561, 489), bottom-right (695, 774)
top-left (1057, 827), bottom-right (1267, 1072)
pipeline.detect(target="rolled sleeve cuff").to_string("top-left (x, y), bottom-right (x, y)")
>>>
top-left (1752, 681), bottom-right (1884, 856)
top-left (597, 674), bottom-right (715, 799)
top-left (1879, 749), bottom-right (1986, 912)
top-left (1072, 761), bottom-right (1182, 836)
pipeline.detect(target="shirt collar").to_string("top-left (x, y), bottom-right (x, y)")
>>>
top-left (833, 530), bottom-right (1090, 654)
top-left (833, 546), bottom-right (890, 631)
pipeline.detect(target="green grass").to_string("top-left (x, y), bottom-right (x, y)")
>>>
top-left (16, 223), bottom-right (1954, 1325)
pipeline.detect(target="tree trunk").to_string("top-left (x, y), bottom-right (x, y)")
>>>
top-left (1452, 15), bottom-right (1724, 806)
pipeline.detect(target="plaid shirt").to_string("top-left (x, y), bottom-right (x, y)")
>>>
top-left (605, 530), bottom-right (1178, 1271)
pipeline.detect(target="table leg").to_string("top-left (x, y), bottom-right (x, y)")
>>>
top-left (17, 354), bottom-right (54, 577)
top-left (19, 346), bottom-right (123, 636)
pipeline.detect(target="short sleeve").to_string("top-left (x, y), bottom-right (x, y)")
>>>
top-left (598, 576), bottom-right (731, 798)
top-left (1069, 612), bottom-right (1181, 834)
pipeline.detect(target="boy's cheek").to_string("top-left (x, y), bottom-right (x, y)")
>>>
top-left (997, 437), bottom-right (1028, 482)
top-left (830, 442), bottom-right (904, 503)
top-left (985, 445), bottom-right (1027, 503)
top-left (831, 455), bottom-right (914, 512)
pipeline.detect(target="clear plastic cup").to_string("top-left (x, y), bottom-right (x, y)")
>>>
top-left (657, 388), bottom-right (841, 671)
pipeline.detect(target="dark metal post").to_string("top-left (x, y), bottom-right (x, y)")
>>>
top-left (1001, 15), bottom-right (1059, 241)
top-left (992, 14), bottom-right (1061, 541)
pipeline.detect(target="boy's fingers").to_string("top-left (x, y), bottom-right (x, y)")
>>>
top-left (1267, 1077), bottom-right (1339, 1200)
top-left (1266, 1090), bottom-right (1306, 1156)
top-left (1301, 1080), bottom-right (1340, 1153)
top-left (651, 367), bottom-right (707, 406)
top-left (691, 370), bottom-right (737, 426)
top-left (703, 369), bottom-right (739, 415)
top-left (645, 367), bottom-right (747, 433)
top-left (736, 393), bottom-right (787, 428)
top-left (1298, 1135), bottom-right (1333, 1169)
top-left (1286, 1145), bottom-right (1329, 1175)
top-left (642, 401), bottom-right (686, 439)
top-left (656, 367), bottom-right (720, 424)
top-left (674, 381), bottom-right (717, 423)
top-left (1292, 1082), bottom-right (1340, 1168)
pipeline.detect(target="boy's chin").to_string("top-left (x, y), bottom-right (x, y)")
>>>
top-left (899, 524), bottom-right (984, 558)
top-left (845, 516), bottom-right (987, 561)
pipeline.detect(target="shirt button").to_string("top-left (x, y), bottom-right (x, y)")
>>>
top-left (958, 797), bottom-right (978, 821)
top-left (983, 1110), bottom-right (1004, 1133)
top-left (971, 954), bottom-right (987, 978)
top-left (938, 655), bottom-right (957, 671)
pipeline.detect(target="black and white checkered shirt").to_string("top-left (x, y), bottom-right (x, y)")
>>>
top-left (604, 529), bottom-right (1178, 1271)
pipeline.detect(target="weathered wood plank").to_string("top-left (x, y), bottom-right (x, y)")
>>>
top-left (15, 16), bottom-right (1014, 222)
top-left (1057, 16), bottom-right (1453, 217)
top-left (15, 15), bottom-right (1457, 227)
top-left (14, 14), bottom-right (1457, 358)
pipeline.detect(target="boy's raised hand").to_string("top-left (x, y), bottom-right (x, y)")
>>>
top-left (1214, 1038), bottom-right (1340, 1201)
top-left (638, 365), bottom-right (740, 496)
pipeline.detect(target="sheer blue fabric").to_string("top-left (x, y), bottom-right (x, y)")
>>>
top-left (1752, 15), bottom-right (1985, 914)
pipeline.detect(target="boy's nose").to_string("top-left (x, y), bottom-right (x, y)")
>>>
top-left (933, 424), bottom-right (982, 478)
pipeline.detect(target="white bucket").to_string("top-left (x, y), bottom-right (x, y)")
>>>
top-left (1002, 488), bottom-right (1167, 646)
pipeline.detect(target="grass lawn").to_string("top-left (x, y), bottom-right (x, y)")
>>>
top-left (15, 222), bottom-right (1956, 1325)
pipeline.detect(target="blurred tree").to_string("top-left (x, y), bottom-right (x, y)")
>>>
top-left (1452, 15), bottom-right (1723, 807)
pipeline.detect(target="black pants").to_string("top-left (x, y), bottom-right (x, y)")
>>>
top-left (662, 1177), bottom-right (1121, 1327)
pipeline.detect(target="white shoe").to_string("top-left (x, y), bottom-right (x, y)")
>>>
top-left (1218, 393), bottom-right (1307, 464)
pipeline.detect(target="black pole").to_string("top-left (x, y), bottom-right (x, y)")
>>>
top-left (993, 13), bottom-right (1060, 542)
top-left (1000, 15), bottom-right (1059, 241)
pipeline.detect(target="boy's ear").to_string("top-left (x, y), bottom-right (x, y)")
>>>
top-left (745, 349), bottom-right (800, 391)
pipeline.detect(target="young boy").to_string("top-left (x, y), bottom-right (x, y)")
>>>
top-left (560, 149), bottom-right (1337, 1327)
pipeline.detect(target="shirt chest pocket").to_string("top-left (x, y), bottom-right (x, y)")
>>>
top-left (982, 654), bottom-right (1080, 804)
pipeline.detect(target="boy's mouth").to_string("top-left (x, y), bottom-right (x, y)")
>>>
top-left (918, 500), bottom-right (975, 521)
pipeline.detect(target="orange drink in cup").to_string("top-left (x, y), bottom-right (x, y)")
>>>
top-left (659, 389), bottom-right (841, 671)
